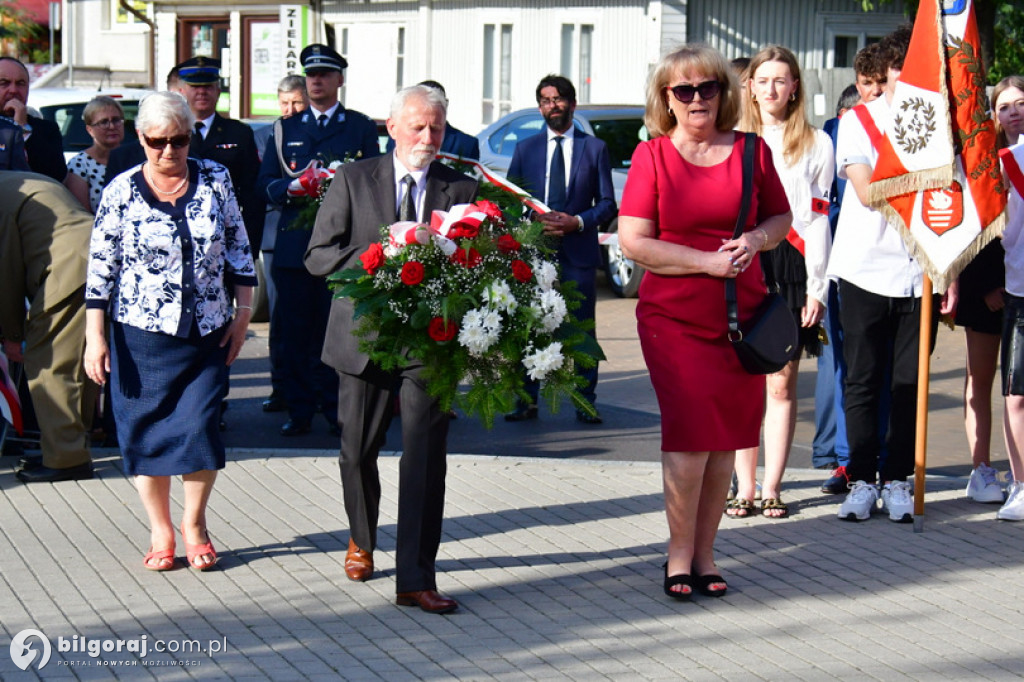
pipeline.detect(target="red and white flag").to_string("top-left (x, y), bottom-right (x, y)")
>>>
top-left (868, 0), bottom-right (1007, 290)
top-left (0, 353), bottom-right (22, 436)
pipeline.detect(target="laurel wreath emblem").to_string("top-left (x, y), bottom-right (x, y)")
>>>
top-left (893, 97), bottom-right (937, 155)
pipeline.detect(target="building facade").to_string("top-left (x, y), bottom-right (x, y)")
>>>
top-left (56, 0), bottom-right (908, 127)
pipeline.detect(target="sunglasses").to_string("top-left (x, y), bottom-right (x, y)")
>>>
top-left (668, 80), bottom-right (724, 103)
top-left (142, 133), bottom-right (191, 149)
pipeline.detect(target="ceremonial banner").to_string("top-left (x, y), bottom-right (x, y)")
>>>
top-left (869, 0), bottom-right (1006, 291)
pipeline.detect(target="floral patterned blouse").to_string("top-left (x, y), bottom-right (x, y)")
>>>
top-left (86, 158), bottom-right (257, 338)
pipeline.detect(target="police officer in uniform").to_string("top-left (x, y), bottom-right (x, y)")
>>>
top-left (257, 44), bottom-right (380, 436)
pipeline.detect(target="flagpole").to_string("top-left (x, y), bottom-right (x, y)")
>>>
top-left (914, 273), bottom-right (934, 532)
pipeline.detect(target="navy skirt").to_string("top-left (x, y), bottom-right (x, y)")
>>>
top-left (110, 321), bottom-right (228, 476)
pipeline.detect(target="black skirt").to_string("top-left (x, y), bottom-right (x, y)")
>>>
top-left (761, 239), bottom-right (822, 357)
top-left (110, 321), bottom-right (229, 476)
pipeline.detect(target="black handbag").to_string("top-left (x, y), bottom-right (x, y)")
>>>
top-left (726, 133), bottom-right (798, 375)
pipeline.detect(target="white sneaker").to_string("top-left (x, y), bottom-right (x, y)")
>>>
top-left (966, 463), bottom-right (1005, 503)
top-left (838, 481), bottom-right (878, 521)
top-left (997, 481), bottom-right (1024, 521)
top-left (880, 481), bottom-right (913, 523)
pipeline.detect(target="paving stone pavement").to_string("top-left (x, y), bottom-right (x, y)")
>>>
top-left (2, 450), bottom-right (1023, 680)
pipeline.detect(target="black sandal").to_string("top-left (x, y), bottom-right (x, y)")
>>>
top-left (760, 497), bottom-right (789, 518)
top-left (663, 563), bottom-right (693, 601)
top-left (696, 574), bottom-right (728, 598)
top-left (725, 497), bottom-right (754, 518)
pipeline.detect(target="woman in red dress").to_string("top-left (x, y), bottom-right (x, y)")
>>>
top-left (619, 44), bottom-right (792, 600)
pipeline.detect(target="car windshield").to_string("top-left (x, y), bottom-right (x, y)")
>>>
top-left (41, 101), bottom-right (141, 155)
top-left (587, 117), bottom-right (647, 170)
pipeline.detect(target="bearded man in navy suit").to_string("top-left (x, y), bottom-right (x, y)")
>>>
top-left (505, 75), bottom-right (616, 424)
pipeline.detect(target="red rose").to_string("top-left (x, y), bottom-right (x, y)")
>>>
top-left (449, 219), bottom-right (480, 240)
top-left (511, 259), bottom-right (533, 283)
top-left (401, 261), bottom-right (425, 285)
top-left (474, 200), bottom-right (504, 224)
top-left (497, 234), bottom-right (521, 254)
top-left (359, 243), bottom-right (385, 274)
top-left (428, 317), bottom-right (458, 342)
top-left (450, 247), bottom-right (482, 268)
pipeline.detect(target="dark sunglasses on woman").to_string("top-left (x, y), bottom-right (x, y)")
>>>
top-left (668, 81), bottom-right (723, 103)
top-left (143, 133), bottom-right (192, 149)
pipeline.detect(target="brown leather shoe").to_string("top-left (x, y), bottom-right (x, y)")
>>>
top-left (395, 590), bottom-right (458, 614)
top-left (344, 539), bottom-right (373, 582)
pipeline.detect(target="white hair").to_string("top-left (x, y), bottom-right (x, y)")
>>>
top-left (136, 91), bottom-right (195, 136)
top-left (389, 84), bottom-right (447, 120)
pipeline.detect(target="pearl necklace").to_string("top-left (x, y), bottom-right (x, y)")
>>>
top-left (145, 163), bottom-right (188, 196)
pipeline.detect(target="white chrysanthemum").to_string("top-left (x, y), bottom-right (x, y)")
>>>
top-left (481, 309), bottom-right (502, 331)
top-left (458, 322), bottom-right (496, 356)
top-left (482, 280), bottom-right (517, 313)
top-left (463, 308), bottom-right (486, 328)
top-left (522, 342), bottom-right (565, 381)
top-left (531, 260), bottom-right (558, 291)
top-left (530, 288), bottom-right (566, 333)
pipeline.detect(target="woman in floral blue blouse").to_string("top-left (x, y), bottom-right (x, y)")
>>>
top-left (83, 91), bottom-right (256, 572)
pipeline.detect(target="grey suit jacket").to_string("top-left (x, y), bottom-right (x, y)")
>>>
top-left (304, 153), bottom-right (479, 375)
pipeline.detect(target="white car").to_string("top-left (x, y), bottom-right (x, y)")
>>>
top-left (477, 105), bottom-right (648, 297)
top-left (27, 86), bottom-right (155, 162)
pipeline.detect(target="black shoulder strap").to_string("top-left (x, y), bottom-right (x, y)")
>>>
top-left (726, 132), bottom-right (758, 339)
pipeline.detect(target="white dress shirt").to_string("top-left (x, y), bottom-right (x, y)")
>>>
top-left (392, 155), bottom-right (428, 222)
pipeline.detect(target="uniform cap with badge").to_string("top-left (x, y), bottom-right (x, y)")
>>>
top-left (300, 44), bottom-right (348, 73)
top-left (178, 56), bottom-right (221, 85)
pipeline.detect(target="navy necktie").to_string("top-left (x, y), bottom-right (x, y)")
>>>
top-left (317, 114), bottom-right (328, 128)
top-left (398, 175), bottom-right (416, 222)
top-left (547, 136), bottom-right (566, 212)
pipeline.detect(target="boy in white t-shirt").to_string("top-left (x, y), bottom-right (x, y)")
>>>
top-left (827, 26), bottom-right (956, 522)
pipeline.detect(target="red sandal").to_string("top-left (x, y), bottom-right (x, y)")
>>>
top-left (143, 546), bottom-right (176, 571)
top-left (181, 524), bottom-right (218, 571)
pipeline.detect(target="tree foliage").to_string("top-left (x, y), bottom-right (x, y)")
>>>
top-left (0, 0), bottom-right (48, 61)
top-left (990, 2), bottom-right (1024, 82)
top-left (859, 0), bottom-right (1023, 85)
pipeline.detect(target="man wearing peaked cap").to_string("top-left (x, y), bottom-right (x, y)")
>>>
top-left (257, 43), bottom-right (379, 440)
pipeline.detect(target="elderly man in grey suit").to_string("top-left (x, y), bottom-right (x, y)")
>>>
top-left (305, 84), bottom-right (479, 614)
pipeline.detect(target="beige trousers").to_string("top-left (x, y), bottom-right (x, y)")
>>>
top-left (23, 289), bottom-right (95, 468)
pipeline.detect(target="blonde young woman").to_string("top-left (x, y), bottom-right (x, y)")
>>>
top-left (728, 45), bottom-right (834, 519)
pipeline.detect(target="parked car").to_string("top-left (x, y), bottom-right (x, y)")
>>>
top-left (27, 87), bottom-right (155, 161)
top-left (476, 105), bottom-right (648, 297)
